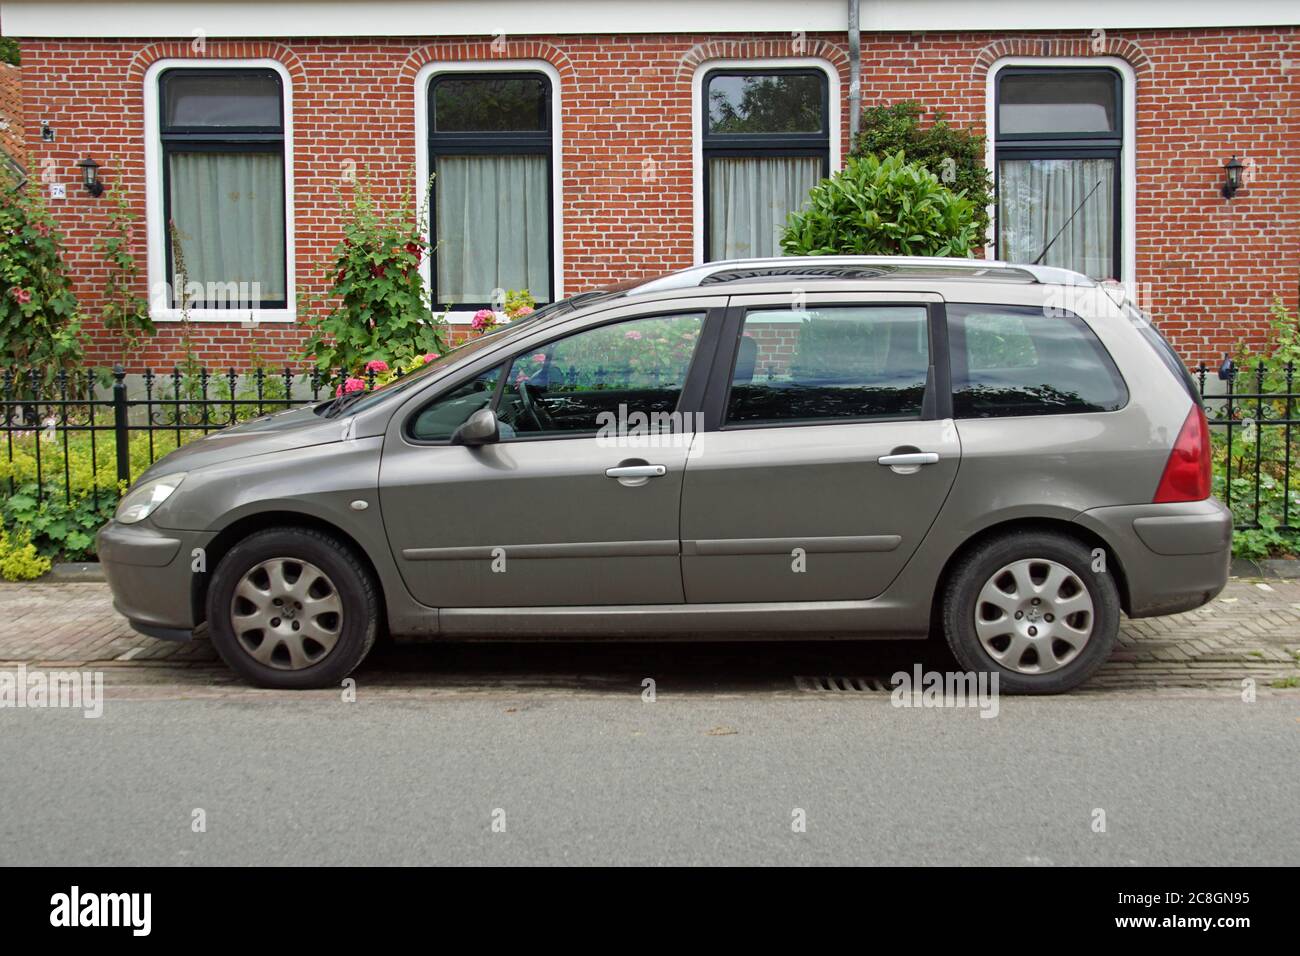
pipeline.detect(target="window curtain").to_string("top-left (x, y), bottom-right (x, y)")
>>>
top-left (168, 151), bottom-right (285, 306)
top-left (708, 156), bottom-right (821, 260)
top-left (436, 154), bottom-right (550, 304)
top-left (998, 158), bottom-right (1116, 280)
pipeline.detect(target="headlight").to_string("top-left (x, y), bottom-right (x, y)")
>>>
top-left (115, 473), bottom-right (187, 525)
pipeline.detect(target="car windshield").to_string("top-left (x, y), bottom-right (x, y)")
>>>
top-left (323, 290), bottom-right (629, 417)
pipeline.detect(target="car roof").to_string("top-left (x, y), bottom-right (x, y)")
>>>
top-left (534, 255), bottom-right (1110, 325)
top-left (629, 256), bottom-right (1093, 293)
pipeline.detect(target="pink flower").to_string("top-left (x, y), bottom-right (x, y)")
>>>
top-left (343, 377), bottom-right (366, 394)
top-left (624, 330), bottom-right (642, 341)
top-left (364, 359), bottom-right (389, 373)
top-left (471, 308), bottom-right (496, 331)
top-left (422, 352), bottom-right (440, 363)
top-left (8, 287), bottom-right (31, 304)
top-left (531, 353), bottom-right (547, 363)
top-left (514, 306), bottom-right (534, 317)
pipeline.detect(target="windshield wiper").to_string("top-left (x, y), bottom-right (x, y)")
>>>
top-left (320, 389), bottom-right (368, 418)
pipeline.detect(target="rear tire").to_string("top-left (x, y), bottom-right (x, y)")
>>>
top-left (942, 530), bottom-right (1119, 694)
top-left (206, 527), bottom-right (380, 689)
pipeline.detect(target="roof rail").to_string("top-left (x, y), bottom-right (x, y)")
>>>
top-left (629, 256), bottom-right (1093, 294)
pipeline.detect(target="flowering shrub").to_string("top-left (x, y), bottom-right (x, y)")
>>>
top-left (0, 169), bottom-right (84, 373)
top-left (301, 174), bottom-right (449, 379)
top-left (470, 289), bottom-right (536, 337)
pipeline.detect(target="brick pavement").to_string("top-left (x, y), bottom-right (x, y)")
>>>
top-left (0, 578), bottom-right (1297, 691)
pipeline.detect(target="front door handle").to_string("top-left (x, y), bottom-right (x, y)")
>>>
top-left (877, 452), bottom-right (939, 467)
top-left (605, 464), bottom-right (667, 479)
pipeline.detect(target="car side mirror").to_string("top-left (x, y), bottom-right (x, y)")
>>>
top-left (451, 408), bottom-right (499, 447)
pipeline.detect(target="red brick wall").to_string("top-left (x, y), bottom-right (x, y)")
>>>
top-left (0, 62), bottom-right (21, 161)
top-left (17, 28), bottom-right (1300, 371)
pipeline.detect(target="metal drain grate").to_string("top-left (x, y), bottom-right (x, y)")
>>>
top-left (794, 675), bottom-right (892, 693)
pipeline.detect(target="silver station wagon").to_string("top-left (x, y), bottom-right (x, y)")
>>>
top-left (97, 256), bottom-right (1232, 692)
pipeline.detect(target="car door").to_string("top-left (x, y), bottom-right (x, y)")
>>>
top-left (379, 297), bottom-right (726, 608)
top-left (680, 292), bottom-right (961, 603)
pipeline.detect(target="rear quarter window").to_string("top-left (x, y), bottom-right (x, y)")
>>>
top-left (947, 303), bottom-right (1128, 418)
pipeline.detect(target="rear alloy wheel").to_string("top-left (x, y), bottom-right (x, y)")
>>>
top-left (207, 528), bottom-right (379, 689)
top-left (943, 531), bottom-right (1119, 694)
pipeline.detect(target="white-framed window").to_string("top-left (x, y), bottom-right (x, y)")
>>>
top-left (985, 57), bottom-right (1137, 283)
top-left (414, 60), bottom-right (564, 320)
top-left (692, 58), bottom-right (839, 264)
top-left (144, 58), bottom-right (296, 322)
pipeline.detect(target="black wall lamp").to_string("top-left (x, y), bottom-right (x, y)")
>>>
top-left (76, 157), bottom-right (103, 197)
top-left (1221, 155), bottom-right (1244, 200)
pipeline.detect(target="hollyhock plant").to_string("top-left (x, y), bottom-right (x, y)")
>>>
top-left (301, 172), bottom-right (449, 376)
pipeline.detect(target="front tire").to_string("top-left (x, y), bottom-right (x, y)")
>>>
top-left (942, 530), bottom-right (1120, 694)
top-left (206, 527), bottom-right (380, 689)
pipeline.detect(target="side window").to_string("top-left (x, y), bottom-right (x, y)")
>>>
top-left (726, 305), bottom-right (930, 426)
top-left (948, 303), bottom-right (1127, 418)
top-left (498, 313), bottom-right (705, 436)
top-left (409, 367), bottom-right (502, 441)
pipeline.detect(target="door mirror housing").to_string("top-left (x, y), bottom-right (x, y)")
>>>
top-left (451, 408), bottom-right (499, 446)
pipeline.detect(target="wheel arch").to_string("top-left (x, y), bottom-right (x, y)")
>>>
top-left (191, 510), bottom-right (387, 630)
top-left (927, 516), bottom-right (1133, 636)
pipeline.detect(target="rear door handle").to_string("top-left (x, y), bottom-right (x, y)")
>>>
top-left (605, 464), bottom-right (667, 478)
top-left (877, 452), bottom-right (939, 466)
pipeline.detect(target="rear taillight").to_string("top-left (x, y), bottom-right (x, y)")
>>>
top-left (1153, 405), bottom-right (1211, 503)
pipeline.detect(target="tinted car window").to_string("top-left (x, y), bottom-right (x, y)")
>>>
top-left (498, 313), bottom-right (705, 436)
top-left (948, 303), bottom-right (1127, 418)
top-left (726, 305), bottom-right (930, 425)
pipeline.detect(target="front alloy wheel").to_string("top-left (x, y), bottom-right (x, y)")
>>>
top-left (231, 558), bottom-right (344, 670)
top-left (207, 527), bottom-right (380, 688)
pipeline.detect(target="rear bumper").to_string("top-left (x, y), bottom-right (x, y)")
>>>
top-left (1074, 498), bottom-right (1232, 618)
top-left (96, 520), bottom-right (215, 640)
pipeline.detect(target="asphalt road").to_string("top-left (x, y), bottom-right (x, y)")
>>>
top-left (0, 673), bottom-right (1295, 865)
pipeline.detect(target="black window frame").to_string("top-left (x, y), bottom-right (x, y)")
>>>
top-left (158, 67), bottom-right (288, 310)
top-left (993, 66), bottom-right (1124, 282)
top-left (427, 71), bottom-right (555, 312)
top-left (701, 67), bottom-right (831, 263)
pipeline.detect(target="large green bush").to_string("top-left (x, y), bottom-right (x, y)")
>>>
top-left (781, 151), bottom-right (980, 258)
top-left (854, 101), bottom-right (993, 241)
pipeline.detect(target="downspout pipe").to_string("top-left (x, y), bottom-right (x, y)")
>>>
top-left (847, 0), bottom-right (861, 152)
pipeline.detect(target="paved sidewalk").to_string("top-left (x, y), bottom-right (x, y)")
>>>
top-left (0, 578), bottom-right (1297, 690)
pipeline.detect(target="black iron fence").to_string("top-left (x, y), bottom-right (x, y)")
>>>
top-left (1196, 360), bottom-right (1300, 533)
top-left (0, 359), bottom-right (1295, 535)
top-left (0, 366), bottom-right (332, 512)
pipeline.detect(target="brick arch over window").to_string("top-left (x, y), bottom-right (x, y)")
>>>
top-left (127, 41), bottom-right (306, 85)
top-left (972, 35), bottom-right (1152, 81)
top-left (677, 38), bottom-right (849, 82)
top-left (400, 40), bottom-right (575, 84)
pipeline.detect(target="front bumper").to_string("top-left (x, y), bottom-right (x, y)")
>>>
top-left (97, 520), bottom-right (216, 640)
top-left (1074, 498), bottom-right (1232, 618)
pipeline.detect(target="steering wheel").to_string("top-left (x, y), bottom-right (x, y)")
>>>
top-left (515, 380), bottom-right (555, 432)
